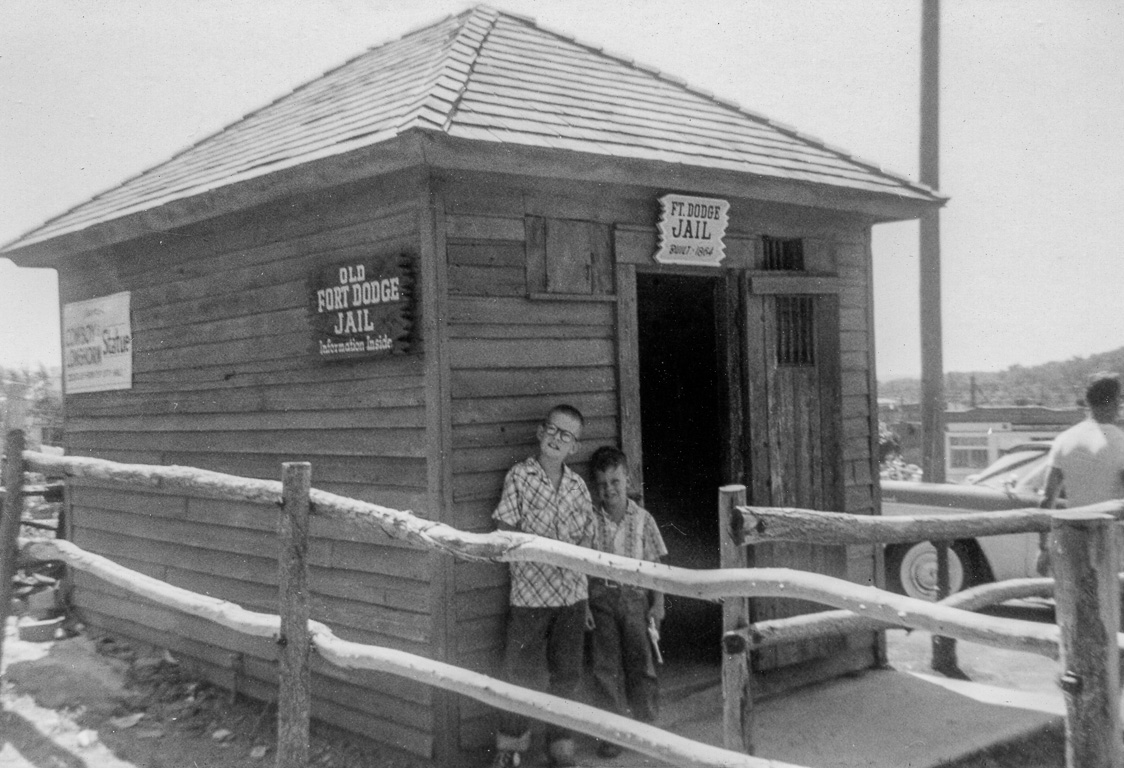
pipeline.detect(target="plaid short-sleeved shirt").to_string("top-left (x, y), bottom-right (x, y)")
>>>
top-left (493, 457), bottom-right (595, 607)
top-left (592, 499), bottom-right (667, 563)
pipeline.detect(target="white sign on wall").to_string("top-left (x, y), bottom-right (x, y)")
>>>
top-left (654, 193), bottom-right (730, 267)
top-left (63, 292), bottom-right (133, 394)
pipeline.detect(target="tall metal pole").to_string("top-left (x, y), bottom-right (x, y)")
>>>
top-left (920, 0), bottom-right (960, 677)
top-left (920, 0), bottom-right (945, 484)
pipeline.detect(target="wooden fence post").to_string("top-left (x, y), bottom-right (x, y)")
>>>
top-left (1051, 509), bottom-right (1123, 768)
top-left (719, 484), bottom-right (753, 754)
top-left (277, 462), bottom-right (312, 768)
top-left (0, 429), bottom-right (27, 674)
top-left (930, 540), bottom-right (965, 677)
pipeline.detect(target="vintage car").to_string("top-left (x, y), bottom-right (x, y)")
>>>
top-left (880, 443), bottom-right (1051, 600)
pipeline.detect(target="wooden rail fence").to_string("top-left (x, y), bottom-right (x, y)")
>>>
top-left (719, 485), bottom-right (1124, 768)
top-left (2, 438), bottom-right (1120, 767)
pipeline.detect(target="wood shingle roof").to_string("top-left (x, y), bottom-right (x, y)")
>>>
top-left (4, 5), bottom-right (942, 255)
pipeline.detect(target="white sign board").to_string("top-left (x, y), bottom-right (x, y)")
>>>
top-left (63, 292), bottom-right (133, 394)
top-left (654, 194), bottom-right (730, 267)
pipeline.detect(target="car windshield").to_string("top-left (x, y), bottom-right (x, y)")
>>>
top-left (969, 448), bottom-right (1048, 487)
top-left (1005, 455), bottom-right (1052, 496)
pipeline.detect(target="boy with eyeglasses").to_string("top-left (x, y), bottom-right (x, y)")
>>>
top-left (586, 446), bottom-right (667, 759)
top-left (491, 404), bottom-right (595, 768)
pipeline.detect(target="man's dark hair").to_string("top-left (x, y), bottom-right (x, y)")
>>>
top-left (590, 445), bottom-right (628, 476)
top-left (548, 403), bottom-right (585, 428)
top-left (1085, 372), bottom-right (1121, 408)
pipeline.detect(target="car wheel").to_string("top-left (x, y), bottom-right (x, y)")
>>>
top-left (886, 541), bottom-right (975, 601)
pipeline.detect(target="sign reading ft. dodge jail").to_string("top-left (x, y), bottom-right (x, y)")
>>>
top-left (654, 193), bottom-right (730, 267)
top-left (312, 253), bottom-right (414, 361)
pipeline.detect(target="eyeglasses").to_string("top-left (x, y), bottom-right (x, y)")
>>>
top-left (542, 422), bottom-right (578, 444)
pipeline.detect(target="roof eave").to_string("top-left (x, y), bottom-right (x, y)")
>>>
top-left (2, 132), bottom-right (430, 268)
top-left (3, 128), bottom-right (945, 268)
top-left (418, 132), bottom-right (945, 224)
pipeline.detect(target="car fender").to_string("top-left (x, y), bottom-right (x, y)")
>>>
top-left (881, 481), bottom-right (1041, 582)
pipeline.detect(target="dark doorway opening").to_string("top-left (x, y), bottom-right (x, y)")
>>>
top-left (636, 273), bottom-right (724, 662)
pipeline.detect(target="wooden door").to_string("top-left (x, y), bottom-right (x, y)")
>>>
top-left (744, 284), bottom-right (845, 673)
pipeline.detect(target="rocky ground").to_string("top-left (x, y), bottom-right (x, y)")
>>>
top-left (0, 618), bottom-right (429, 768)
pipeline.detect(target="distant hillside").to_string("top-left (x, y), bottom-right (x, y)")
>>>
top-left (879, 346), bottom-right (1124, 409)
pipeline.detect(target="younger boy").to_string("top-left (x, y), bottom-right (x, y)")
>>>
top-left (491, 404), bottom-right (595, 768)
top-left (587, 446), bottom-right (667, 759)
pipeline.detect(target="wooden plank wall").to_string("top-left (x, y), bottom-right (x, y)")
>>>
top-left (57, 168), bottom-right (440, 757)
top-left (435, 172), bottom-right (884, 744)
top-left (439, 177), bottom-right (635, 749)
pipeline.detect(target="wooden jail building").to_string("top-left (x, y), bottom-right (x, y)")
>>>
top-left (2, 7), bottom-right (944, 764)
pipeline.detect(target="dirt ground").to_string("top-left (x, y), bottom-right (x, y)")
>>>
top-left (884, 603), bottom-right (1061, 696)
top-left (883, 603), bottom-right (1067, 768)
top-left (1, 605), bottom-right (1068, 768)
top-left (0, 618), bottom-right (430, 768)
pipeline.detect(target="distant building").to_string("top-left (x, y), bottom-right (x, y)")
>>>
top-left (881, 403), bottom-right (1084, 482)
top-left (943, 406), bottom-right (1083, 482)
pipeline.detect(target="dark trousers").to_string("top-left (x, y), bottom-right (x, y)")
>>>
top-left (589, 580), bottom-right (659, 723)
top-left (496, 601), bottom-right (587, 751)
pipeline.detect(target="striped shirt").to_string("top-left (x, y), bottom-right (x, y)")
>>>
top-left (493, 457), bottom-right (595, 607)
top-left (592, 498), bottom-right (667, 563)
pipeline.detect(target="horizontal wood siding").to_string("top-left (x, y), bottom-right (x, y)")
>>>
top-left (441, 179), bottom-right (622, 749)
top-left (58, 171), bottom-right (437, 757)
top-left (434, 172), bottom-right (887, 740)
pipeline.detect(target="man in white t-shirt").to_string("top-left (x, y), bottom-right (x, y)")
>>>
top-left (1039, 372), bottom-right (1124, 572)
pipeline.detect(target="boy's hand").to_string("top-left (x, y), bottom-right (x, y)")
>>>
top-left (584, 605), bottom-right (596, 631)
top-left (648, 591), bottom-right (665, 628)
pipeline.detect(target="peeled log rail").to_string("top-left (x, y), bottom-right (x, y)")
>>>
top-left (23, 451), bottom-right (1061, 659)
top-left (941, 578), bottom-right (1053, 612)
top-left (745, 580), bottom-right (1052, 650)
top-left (944, 573), bottom-right (1124, 613)
top-left (746, 576), bottom-right (1124, 653)
top-left (315, 634), bottom-right (803, 768)
top-left (21, 538), bottom-right (306, 639)
top-left (746, 610), bottom-right (897, 650)
top-left (20, 537), bottom-right (800, 768)
top-left (23, 450), bottom-right (555, 563)
top-left (735, 501), bottom-right (1124, 546)
top-left (745, 581), bottom-right (1060, 649)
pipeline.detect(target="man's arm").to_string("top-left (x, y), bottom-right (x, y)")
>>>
top-left (1040, 466), bottom-right (1064, 509)
top-left (1036, 466), bottom-right (1063, 576)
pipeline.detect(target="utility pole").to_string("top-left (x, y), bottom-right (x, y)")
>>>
top-left (919, 0), bottom-right (945, 484)
top-left (920, 0), bottom-right (962, 678)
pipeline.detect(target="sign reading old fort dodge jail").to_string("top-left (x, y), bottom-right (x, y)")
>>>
top-left (63, 291), bottom-right (133, 394)
top-left (654, 193), bottom-right (730, 267)
top-left (311, 253), bottom-right (414, 361)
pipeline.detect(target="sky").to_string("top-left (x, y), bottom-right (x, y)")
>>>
top-left (1, 0), bottom-right (1122, 381)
